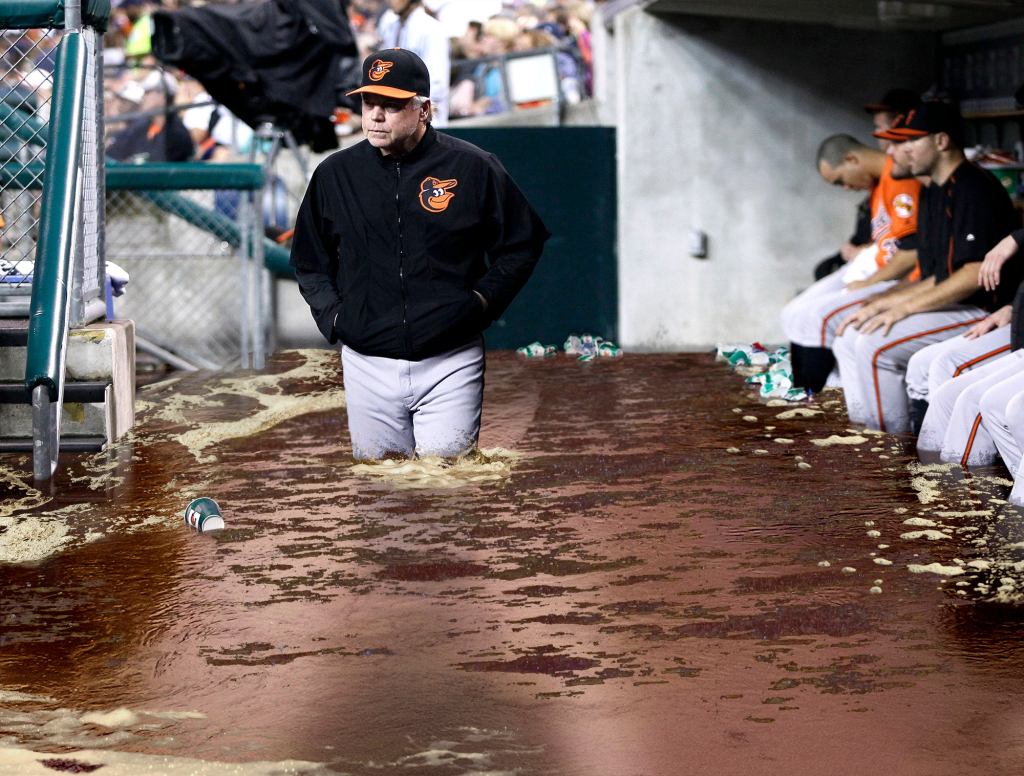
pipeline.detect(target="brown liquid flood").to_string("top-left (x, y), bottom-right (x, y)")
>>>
top-left (1, 350), bottom-right (1024, 775)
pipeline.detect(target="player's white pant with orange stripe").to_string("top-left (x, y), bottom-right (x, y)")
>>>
top-left (917, 349), bottom-right (1019, 465)
top-left (780, 267), bottom-right (846, 342)
top-left (905, 327), bottom-right (1013, 402)
top-left (832, 306), bottom-right (986, 432)
top-left (781, 277), bottom-right (896, 348)
top-left (977, 358), bottom-right (1024, 473)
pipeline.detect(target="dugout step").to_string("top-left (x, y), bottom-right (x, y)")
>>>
top-left (0, 435), bottom-right (107, 453)
top-left (0, 321), bottom-right (135, 450)
top-left (0, 381), bottom-right (110, 404)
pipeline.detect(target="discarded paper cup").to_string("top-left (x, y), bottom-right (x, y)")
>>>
top-left (184, 497), bottom-right (225, 533)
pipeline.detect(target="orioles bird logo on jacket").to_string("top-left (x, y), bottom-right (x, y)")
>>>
top-left (369, 60), bottom-right (393, 81)
top-left (420, 176), bottom-right (458, 213)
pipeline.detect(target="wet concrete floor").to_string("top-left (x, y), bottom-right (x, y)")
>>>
top-left (1, 350), bottom-right (1024, 775)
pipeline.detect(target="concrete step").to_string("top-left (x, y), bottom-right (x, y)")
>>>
top-left (0, 320), bottom-right (135, 448)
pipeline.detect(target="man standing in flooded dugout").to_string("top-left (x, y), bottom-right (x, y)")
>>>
top-left (290, 49), bottom-right (550, 460)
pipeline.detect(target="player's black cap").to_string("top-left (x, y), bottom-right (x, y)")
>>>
top-left (346, 49), bottom-right (430, 100)
top-left (863, 88), bottom-right (920, 115)
top-left (888, 101), bottom-right (965, 146)
top-left (872, 113), bottom-right (909, 142)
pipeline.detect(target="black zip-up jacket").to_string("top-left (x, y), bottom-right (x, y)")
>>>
top-left (290, 126), bottom-right (550, 360)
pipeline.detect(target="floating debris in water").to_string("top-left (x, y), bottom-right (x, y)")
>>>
top-left (350, 448), bottom-right (520, 489)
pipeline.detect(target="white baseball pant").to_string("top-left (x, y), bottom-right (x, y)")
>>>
top-left (905, 326), bottom-right (1013, 402)
top-left (779, 245), bottom-right (879, 346)
top-left (341, 337), bottom-right (484, 460)
top-left (917, 349), bottom-right (1019, 465)
top-left (782, 278), bottom-right (896, 348)
top-left (832, 307), bottom-right (987, 432)
top-left (977, 357), bottom-right (1024, 473)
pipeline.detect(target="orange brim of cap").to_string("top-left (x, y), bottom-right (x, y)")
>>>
top-left (873, 128), bottom-right (908, 141)
top-left (346, 85), bottom-right (419, 99)
top-left (886, 127), bottom-right (928, 139)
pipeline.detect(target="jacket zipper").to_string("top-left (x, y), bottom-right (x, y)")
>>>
top-left (395, 160), bottom-right (413, 358)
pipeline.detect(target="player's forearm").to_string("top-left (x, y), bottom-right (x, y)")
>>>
top-left (876, 248), bottom-right (917, 282)
top-left (860, 249), bottom-right (918, 285)
top-left (903, 264), bottom-right (981, 315)
top-left (875, 276), bottom-right (935, 308)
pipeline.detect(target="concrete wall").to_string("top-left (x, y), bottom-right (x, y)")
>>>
top-left (607, 9), bottom-right (937, 350)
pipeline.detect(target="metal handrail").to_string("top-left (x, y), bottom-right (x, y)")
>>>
top-left (0, 0), bottom-right (109, 31)
top-left (24, 29), bottom-right (85, 478)
top-left (0, 0), bottom-right (108, 478)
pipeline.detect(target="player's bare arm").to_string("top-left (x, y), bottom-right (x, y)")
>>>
top-left (860, 264), bottom-right (982, 336)
top-left (837, 275), bottom-right (936, 335)
top-left (963, 304), bottom-right (1012, 340)
top-left (978, 233), bottom-right (1021, 292)
top-left (845, 249), bottom-right (918, 291)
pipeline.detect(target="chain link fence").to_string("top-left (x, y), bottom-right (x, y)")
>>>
top-left (0, 25), bottom-right (104, 321)
top-left (0, 29), bottom-right (56, 313)
top-left (105, 184), bottom-right (268, 370)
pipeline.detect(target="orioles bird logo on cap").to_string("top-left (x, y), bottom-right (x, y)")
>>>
top-left (369, 59), bottom-right (393, 81)
top-left (420, 177), bottom-right (458, 213)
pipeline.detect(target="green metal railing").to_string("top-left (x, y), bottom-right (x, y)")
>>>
top-left (27, 31), bottom-right (84, 402)
top-left (105, 163), bottom-right (274, 368)
top-left (2, 0), bottom-right (108, 31)
top-left (104, 163), bottom-right (292, 279)
top-left (1, 0), bottom-right (109, 478)
top-left (0, 161), bottom-right (293, 277)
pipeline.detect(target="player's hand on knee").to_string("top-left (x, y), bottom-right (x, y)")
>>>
top-left (965, 305), bottom-right (1012, 340)
top-left (979, 234), bottom-right (1019, 292)
top-left (836, 304), bottom-right (874, 336)
top-left (861, 304), bottom-right (908, 337)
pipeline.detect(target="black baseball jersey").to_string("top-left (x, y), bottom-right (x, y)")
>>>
top-left (917, 161), bottom-right (1021, 311)
top-left (291, 126), bottom-right (549, 360)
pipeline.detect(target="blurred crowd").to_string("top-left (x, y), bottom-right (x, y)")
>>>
top-left (351, 0), bottom-right (595, 118)
top-left (87, 0), bottom-right (598, 165)
top-left (0, 0), bottom-right (598, 168)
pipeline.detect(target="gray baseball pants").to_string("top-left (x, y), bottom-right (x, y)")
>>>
top-left (905, 326), bottom-right (1013, 403)
top-left (341, 338), bottom-right (484, 460)
top-left (832, 307), bottom-right (986, 432)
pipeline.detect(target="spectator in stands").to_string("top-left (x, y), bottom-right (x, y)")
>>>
top-left (469, 17), bottom-right (518, 115)
top-left (107, 70), bottom-right (194, 163)
top-left (513, 28), bottom-right (557, 52)
top-left (377, 0), bottom-right (451, 125)
top-left (178, 78), bottom-right (253, 160)
top-left (422, 0), bottom-right (503, 39)
top-left (513, 20), bottom-right (583, 103)
top-left (564, 1), bottom-right (593, 95)
top-left (116, 0), bottom-right (161, 62)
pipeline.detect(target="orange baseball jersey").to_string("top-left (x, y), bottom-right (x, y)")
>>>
top-left (870, 154), bottom-right (921, 270)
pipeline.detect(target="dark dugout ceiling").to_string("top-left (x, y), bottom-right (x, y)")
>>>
top-left (641, 0), bottom-right (1024, 31)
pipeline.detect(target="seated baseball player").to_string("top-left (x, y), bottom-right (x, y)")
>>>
top-left (915, 230), bottom-right (1024, 463)
top-left (782, 131), bottom-right (920, 392)
top-left (831, 101), bottom-right (1021, 434)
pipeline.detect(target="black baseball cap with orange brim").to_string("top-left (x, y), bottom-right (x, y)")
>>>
top-left (346, 48), bottom-right (431, 101)
top-left (885, 100), bottom-right (965, 146)
top-left (863, 88), bottom-right (919, 115)
top-left (873, 113), bottom-right (910, 142)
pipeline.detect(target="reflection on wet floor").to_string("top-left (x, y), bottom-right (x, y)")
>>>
top-left (1, 350), bottom-right (1024, 774)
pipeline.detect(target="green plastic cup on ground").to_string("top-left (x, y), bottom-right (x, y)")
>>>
top-left (184, 497), bottom-right (225, 533)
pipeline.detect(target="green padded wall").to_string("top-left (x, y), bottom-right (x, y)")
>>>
top-left (444, 126), bottom-right (617, 350)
